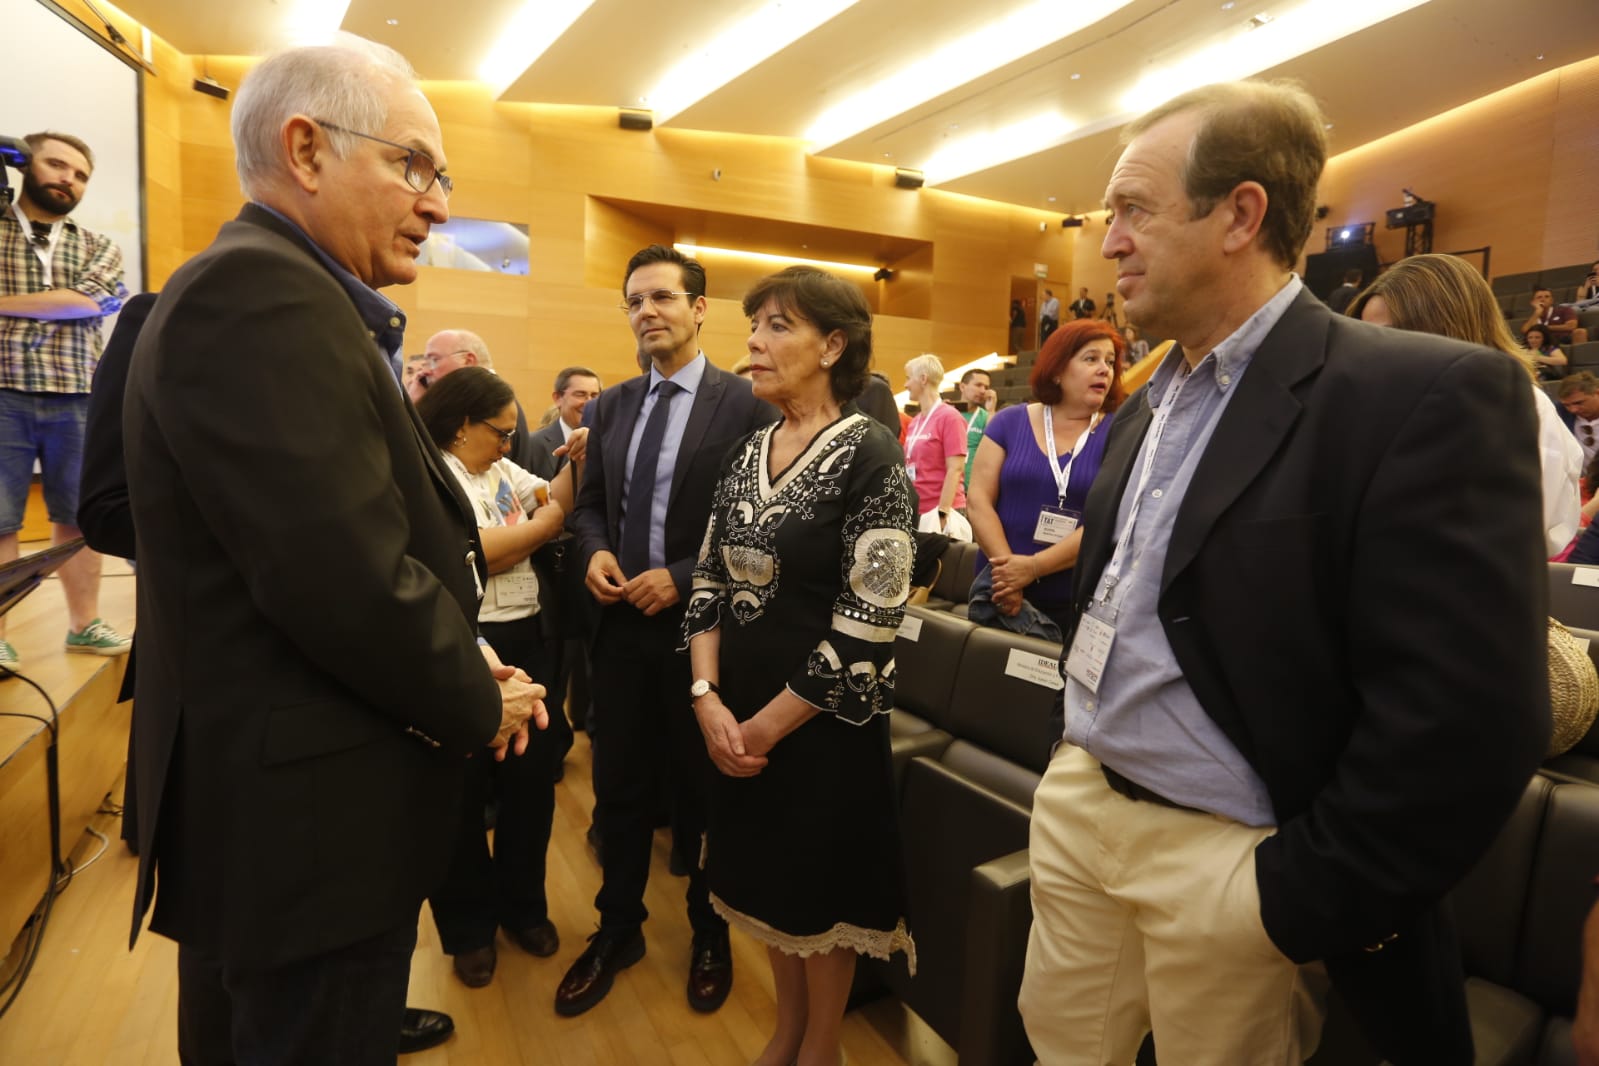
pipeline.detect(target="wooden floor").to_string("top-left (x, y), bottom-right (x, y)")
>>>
top-left (0, 623), bottom-right (957, 1065)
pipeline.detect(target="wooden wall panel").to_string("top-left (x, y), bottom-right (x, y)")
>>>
top-left (1318, 56), bottom-right (1599, 279)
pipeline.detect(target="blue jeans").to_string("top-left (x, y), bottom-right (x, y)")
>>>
top-left (0, 388), bottom-right (89, 534)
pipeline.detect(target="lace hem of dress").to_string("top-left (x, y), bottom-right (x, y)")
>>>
top-left (709, 893), bottom-right (917, 976)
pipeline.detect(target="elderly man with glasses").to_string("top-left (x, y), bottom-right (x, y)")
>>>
top-left (122, 35), bottom-right (545, 1065)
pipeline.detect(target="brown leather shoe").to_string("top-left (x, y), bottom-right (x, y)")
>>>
top-left (554, 928), bottom-right (645, 1017)
top-left (509, 920), bottom-right (560, 958)
top-left (687, 927), bottom-right (733, 1013)
top-left (452, 944), bottom-right (496, 988)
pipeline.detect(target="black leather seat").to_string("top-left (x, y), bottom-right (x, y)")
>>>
top-left (1549, 564), bottom-right (1599, 632)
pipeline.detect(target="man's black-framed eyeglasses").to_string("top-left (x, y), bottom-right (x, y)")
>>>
top-left (476, 420), bottom-right (516, 445)
top-left (315, 120), bottom-right (453, 199)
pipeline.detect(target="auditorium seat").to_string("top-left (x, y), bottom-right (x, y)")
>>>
top-left (1570, 342), bottom-right (1599, 369)
top-left (872, 624), bottom-right (1062, 1065)
top-left (1541, 263), bottom-right (1593, 290)
top-left (922, 540), bottom-right (978, 613)
top-left (888, 605), bottom-right (971, 785)
top-left (1549, 563), bottom-right (1599, 631)
top-left (1493, 271), bottom-right (1541, 297)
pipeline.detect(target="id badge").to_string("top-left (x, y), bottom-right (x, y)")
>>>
top-left (1064, 612), bottom-right (1116, 694)
top-left (1034, 506), bottom-right (1081, 545)
top-left (494, 571), bottom-right (539, 609)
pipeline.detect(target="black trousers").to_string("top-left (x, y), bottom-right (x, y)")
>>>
top-left (176, 920), bottom-right (416, 1066)
top-left (589, 603), bottom-right (721, 934)
top-left (429, 616), bottom-right (560, 954)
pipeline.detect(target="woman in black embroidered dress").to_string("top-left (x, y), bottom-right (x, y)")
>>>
top-left (683, 267), bottom-right (916, 1066)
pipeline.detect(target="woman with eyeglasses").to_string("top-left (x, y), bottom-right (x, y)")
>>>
top-left (1348, 254), bottom-right (1582, 557)
top-left (415, 366), bottom-right (567, 987)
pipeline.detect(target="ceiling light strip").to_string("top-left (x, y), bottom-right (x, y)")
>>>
top-left (673, 243), bottom-right (880, 275)
top-left (1119, 0), bottom-right (1433, 114)
top-left (478, 0), bottom-right (598, 97)
top-left (649, 0), bottom-right (860, 124)
top-left (922, 113), bottom-right (1076, 186)
top-left (804, 0), bottom-right (1135, 151)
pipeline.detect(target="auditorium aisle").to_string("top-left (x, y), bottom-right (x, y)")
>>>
top-left (0, 709), bottom-right (955, 1064)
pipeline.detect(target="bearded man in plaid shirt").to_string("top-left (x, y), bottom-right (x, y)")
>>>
top-left (0, 131), bottom-right (130, 669)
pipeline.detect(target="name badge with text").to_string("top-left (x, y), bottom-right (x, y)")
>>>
top-left (494, 572), bottom-right (540, 609)
top-left (1064, 612), bottom-right (1116, 694)
top-left (1034, 506), bottom-right (1081, 545)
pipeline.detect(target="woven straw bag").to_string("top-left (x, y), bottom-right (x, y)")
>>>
top-left (1547, 618), bottom-right (1599, 756)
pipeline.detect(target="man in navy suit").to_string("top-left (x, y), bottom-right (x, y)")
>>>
top-left (558, 245), bottom-right (774, 1017)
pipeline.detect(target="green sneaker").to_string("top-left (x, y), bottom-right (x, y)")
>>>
top-left (0, 639), bottom-right (18, 672)
top-left (65, 618), bottom-right (131, 656)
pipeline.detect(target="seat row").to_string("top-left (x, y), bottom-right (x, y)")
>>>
top-left (858, 557), bottom-right (1599, 1064)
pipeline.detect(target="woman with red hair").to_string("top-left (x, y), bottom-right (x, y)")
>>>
top-left (966, 319), bottom-right (1124, 636)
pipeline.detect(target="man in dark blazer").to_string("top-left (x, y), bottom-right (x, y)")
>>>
top-left (523, 365), bottom-right (602, 481)
top-left (1017, 81), bottom-right (1548, 1064)
top-left (556, 245), bottom-right (774, 1017)
top-left (123, 39), bottom-right (540, 1065)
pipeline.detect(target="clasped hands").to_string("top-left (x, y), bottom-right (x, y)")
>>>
top-left (482, 644), bottom-right (548, 761)
top-left (987, 553), bottom-right (1038, 617)
top-left (693, 696), bottom-right (772, 778)
top-left (585, 550), bottom-right (680, 616)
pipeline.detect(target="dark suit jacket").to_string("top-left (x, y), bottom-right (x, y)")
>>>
top-left (124, 204), bottom-right (502, 970)
top-left (571, 360), bottom-right (775, 603)
top-left (521, 417), bottom-right (568, 482)
top-left (1068, 291), bottom-right (1550, 1062)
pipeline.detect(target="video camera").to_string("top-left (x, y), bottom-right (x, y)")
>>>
top-left (0, 135), bottom-right (33, 209)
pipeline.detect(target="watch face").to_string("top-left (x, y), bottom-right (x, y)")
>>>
top-left (690, 680), bottom-right (710, 698)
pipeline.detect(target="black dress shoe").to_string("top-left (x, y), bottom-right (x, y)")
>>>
top-left (452, 944), bottom-right (497, 988)
top-left (509, 920), bottom-right (560, 957)
top-left (687, 927), bottom-right (733, 1013)
top-left (398, 1007), bottom-right (454, 1054)
top-left (554, 928), bottom-right (645, 1017)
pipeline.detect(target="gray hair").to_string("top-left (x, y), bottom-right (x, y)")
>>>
top-left (904, 353), bottom-right (945, 389)
top-left (231, 33), bottom-right (417, 200)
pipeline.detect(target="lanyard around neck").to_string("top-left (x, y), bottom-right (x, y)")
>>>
top-left (1100, 363), bottom-right (1195, 600)
top-left (11, 202), bottom-right (62, 288)
top-left (1043, 407), bottom-right (1100, 503)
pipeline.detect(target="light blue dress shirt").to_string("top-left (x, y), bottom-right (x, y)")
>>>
top-left (1065, 276), bottom-right (1303, 827)
top-left (622, 352), bottom-right (707, 571)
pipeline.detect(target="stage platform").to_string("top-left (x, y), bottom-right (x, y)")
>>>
top-left (0, 547), bottom-right (134, 949)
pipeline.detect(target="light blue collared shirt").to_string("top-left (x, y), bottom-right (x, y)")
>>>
top-left (1065, 276), bottom-right (1304, 827)
top-left (253, 203), bottom-right (408, 384)
top-left (622, 352), bottom-right (707, 571)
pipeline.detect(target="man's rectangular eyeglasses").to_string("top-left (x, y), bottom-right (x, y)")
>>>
top-left (476, 420), bottom-right (516, 445)
top-left (620, 290), bottom-right (692, 314)
top-left (315, 120), bottom-right (453, 199)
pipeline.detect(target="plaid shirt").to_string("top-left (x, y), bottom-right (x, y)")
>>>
top-left (0, 207), bottom-right (128, 394)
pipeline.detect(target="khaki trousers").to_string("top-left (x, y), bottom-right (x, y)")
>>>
top-left (1019, 745), bottom-right (1328, 1065)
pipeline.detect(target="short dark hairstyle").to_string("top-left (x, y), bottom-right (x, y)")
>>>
top-left (741, 266), bottom-right (872, 403)
top-left (960, 368), bottom-right (991, 385)
top-left (624, 244), bottom-right (706, 301)
top-left (1030, 319), bottom-right (1126, 412)
top-left (1343, 268), bottom-right (1363, 285)
top-left (24, 131), bottom-right (95, 172)
top-left (1534, 286), bottom-right (1553, 297)
top-left (1123, 80), bottom-right (1327, 270)
top-left (414, 366), bottom-right (516, 450)
top-left (553, 366), bottom-right (601, 394)
top-left (1523, 326), bottom-right (1549, 349)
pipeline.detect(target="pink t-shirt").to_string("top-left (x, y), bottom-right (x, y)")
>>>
top-left (904, 402), bottom-right (968, 514)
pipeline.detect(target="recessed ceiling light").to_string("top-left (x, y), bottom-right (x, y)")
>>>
top-left (804, 0), bottom-right (1134, 150)
top-left (646, 0), bottom-right (858, 122)
top-left (1536, 53), bottom-right (1545, 60)
top-left (1248, 12), bottom-right (1274, 28)
top-left (478, 0), bottom-right (598, 94)
top-left (1047, 196), bottom-right (1057, 202)
top-left (386, 18), bottom-right (398, 25)
top-left (883, 152), bottom-right (893, 158)
top-left (1070, 72), bottom-right (1081, 80)
top-left (1324, 122), bottom-right (1334, 129)
top-left (1221, 1), bottom-right (1235, 8)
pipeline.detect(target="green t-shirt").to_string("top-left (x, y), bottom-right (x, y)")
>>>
top-left (962, 406), bottom-right (989, 487)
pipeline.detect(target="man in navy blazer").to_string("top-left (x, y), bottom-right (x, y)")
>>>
top-left (558, 245), bottom-right (774, 1017)
top-left (1018, 81), bottom-right (1547, 1065)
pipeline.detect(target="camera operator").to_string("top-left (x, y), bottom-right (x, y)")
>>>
top-left (0, 131), bottom-right (131, 671)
